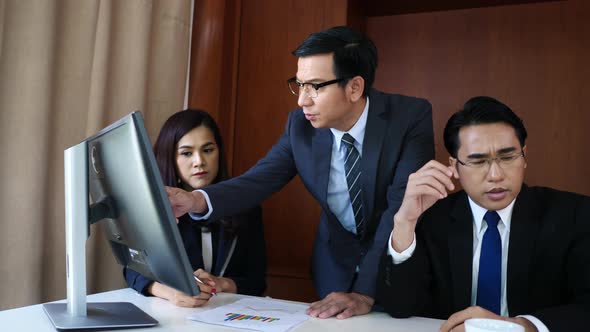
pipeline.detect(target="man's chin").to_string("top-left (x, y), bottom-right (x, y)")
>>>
top-left (308, 120), bottom-right (326, 128)
top-left (478, 198), bottom-right (513, 211)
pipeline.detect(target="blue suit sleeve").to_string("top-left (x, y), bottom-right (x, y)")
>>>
top-left (123, 267), bottom-right (154, 296)
top-left (353, 99), bottom-right (435, 297)
top-left (203, 112), bottom-right (299, 219)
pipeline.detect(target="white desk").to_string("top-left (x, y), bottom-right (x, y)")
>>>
top-left (0, 288), bottom-right (444, 331)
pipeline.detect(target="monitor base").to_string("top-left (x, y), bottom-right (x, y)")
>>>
top-left (43, 302), bottom-right (158, 330)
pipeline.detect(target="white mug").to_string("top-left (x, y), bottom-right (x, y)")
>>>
top-left (464, 318), bottom-right (525, 332)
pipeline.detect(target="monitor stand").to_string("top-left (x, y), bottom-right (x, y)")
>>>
top-left (43, 142), bottom-right (158, 330)
top-left (43, 302), bottom-right (157, 330)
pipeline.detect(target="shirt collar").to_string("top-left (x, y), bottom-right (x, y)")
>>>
top-left (468, 196), bottom-right (516, 232)
top-left (330, 97), bottom-right (369, 151)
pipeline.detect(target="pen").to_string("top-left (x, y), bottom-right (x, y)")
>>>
top-left (194, 275), bottom-right (217, 296)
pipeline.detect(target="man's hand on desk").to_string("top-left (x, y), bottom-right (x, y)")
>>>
top-left (306, 292), bottom-right (373, 319)
top-left (439, 306), bottom-right (538, 332)
top-left (165, 186), bottom-right (207, 217)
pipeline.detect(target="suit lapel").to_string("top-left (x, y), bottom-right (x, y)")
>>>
top-left (312, 128), bottom-right (333, 207)
top-left (360, 90), bottom-right (388, 225)
top-left (506, 186), bottom-right (539, 315)
top-left (448, 192), bottom-right (475, 311)
top-left (214, 226), bottom-right (230, 276)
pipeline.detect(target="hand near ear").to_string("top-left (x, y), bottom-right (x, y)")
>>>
top-left (391, 160), bottom-right (456, 252)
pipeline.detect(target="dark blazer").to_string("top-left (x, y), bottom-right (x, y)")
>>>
top-left (124, 206), bottom-right (266, 296)
top-left (202, 89), bottom-right (434, 298)
top-left (377, 185), bottom-right (590, 331)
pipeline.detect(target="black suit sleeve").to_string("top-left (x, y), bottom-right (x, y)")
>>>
top-left (376, 228), bottom-right (434, 318)
top-left (532, 196), bottom-right (590, 331)
top-left (354, 99), bottom-right (434, 297)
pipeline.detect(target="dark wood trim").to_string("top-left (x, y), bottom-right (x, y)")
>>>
top-left (362, 0), bottom-right (565, 17)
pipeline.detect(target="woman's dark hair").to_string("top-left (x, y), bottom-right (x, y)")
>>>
top-left (443, 96), bottom-right (528, 158)
top-left (153, 109), bottom-right (228, 188)
top-left (153, 109), bottom-right (239, 233)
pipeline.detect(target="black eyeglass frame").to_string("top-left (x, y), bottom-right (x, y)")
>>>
top-left (286, 77), bottom-right (349, 97)
top-left (455, 150), bottom-right (525, 168)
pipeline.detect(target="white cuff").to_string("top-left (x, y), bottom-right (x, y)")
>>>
top-left (517, 315), bottom-right (549, 332)
top-left (188, 189), bottom-right (213, 220)
top-left (387, 232), bottom-right (416, 264)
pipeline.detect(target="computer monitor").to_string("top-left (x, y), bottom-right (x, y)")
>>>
top-left (43, 111), bottom-right (199, 330)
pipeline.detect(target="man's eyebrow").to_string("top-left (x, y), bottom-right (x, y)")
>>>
top-left (466, 152), bottom-right (490, 159)
top-left (466, 147), bottom-right (518, 159)
top-left (295, 76), bottom-right (326, 83)
top-left (497, 147), bottom-right (517, 154)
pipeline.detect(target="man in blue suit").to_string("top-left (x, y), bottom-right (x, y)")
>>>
top-left (167, 26), bottom-right (434, 319)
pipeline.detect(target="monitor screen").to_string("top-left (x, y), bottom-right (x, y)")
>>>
top-left (85, 111), bottom-right (199, 296)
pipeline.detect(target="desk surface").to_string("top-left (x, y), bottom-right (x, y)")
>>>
top-left (0, 288), bottom-right (444, 331)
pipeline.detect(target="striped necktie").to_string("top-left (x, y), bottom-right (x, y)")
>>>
top-left (341, 133), bottom-right (364, 236)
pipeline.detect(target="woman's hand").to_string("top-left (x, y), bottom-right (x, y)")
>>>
top-left (194, 269), bottom-right (237, 294)
top-left (147, 281), bottom-right (212, 307)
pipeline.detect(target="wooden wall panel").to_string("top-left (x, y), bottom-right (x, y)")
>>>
top-left (367, 0), bottom-right (590, 196)
top-left (189, 0), bottom-right (590, 303)
top-left (188, 0), bottom-right (241, 167)
top-left (188, 0), bottom-right (226, 119)
top-left (233, 0), bottom-right (348, 301)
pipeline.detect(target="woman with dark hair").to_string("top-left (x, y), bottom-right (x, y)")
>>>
top-left (124, 109), bottom-right (266, 307)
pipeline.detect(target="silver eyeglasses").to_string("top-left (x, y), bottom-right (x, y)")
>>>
top-left (286, 77), bottom-right (348, 98)
top-left (455, 151), bottom-right (525, 170)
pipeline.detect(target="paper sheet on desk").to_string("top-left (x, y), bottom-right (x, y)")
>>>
top-left (187, 297), bottom-right (310, 332)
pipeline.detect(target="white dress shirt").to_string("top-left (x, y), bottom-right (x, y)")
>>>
top-left (201, 230), bottom-right (213, 272)
top-left (387, 198), bottom-right (548, 332)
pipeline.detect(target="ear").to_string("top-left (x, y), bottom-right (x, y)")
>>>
top-left (348, 76), bottom-right (365, 102)
top-left (522, 145), bottom-right (527, 169)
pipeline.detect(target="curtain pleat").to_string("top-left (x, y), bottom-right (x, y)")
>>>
top-left (0, 0), bottom-right (192, 309)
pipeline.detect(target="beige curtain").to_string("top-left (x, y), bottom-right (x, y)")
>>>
top-left (0, 0), bottom-right (192, 310)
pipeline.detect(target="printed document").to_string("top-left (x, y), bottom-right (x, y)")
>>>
top-left (187, 297), bottom-right (310, 332)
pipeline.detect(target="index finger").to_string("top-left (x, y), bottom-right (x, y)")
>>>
top-left (194, 270), bottom-right (216, 287)
top-left (196, 281), bottom-right (216, 294)
top-left (308, 298), bottom-right (326, 311)
top-left (307, 301), bottom-right (345, 319)
top-left (414, 166), bottom-right (456, 193)
top-left (419, 160), bottom-right (454, 177)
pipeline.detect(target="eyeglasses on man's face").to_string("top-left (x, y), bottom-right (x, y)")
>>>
top-left (286, 77), bottom-right (348, 98)
top-left (455, 151), bottom-right (525, 170)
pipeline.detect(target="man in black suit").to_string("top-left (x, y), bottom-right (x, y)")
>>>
top-left (167, 26), bottom-right (434, 319)
top-left (377, 96), bottom-right (590, 331)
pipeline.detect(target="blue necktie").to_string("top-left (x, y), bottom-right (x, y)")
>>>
top-left (477, 210), bottom-right (502, 315)
top-left (341, 133), bottom-right (364, 236)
